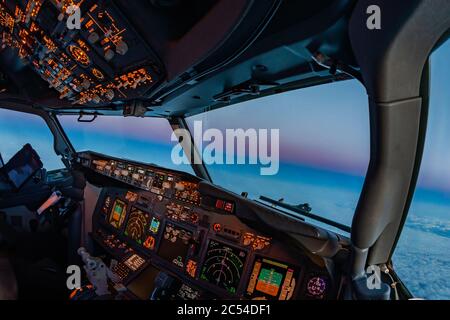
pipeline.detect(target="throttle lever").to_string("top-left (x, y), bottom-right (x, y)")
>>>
top-left (37, 190), bottom-right (62, 215)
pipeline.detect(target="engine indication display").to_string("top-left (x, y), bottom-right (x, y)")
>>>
top-left (245, 257), bottom-right (299, 300)
top-left (109, 199), bottom-right (127, 229)
top-left (200, 240), bottom-right (247, 295)
top-left (149, 217), bottom-right (161, 234)
top-left (124, 207), bottom-right (150, 245)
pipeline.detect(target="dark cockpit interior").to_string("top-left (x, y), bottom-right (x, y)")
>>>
top-left (0, 0), bottom-right (449, 301)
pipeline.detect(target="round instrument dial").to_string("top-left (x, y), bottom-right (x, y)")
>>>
top-left (68, 45), bottom-right (90, 66)
top-left (92, 68), bottom-right (104, 80)
top-left (307, 276), bottom-right (327, 297)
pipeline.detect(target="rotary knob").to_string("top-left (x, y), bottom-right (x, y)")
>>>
top-left (81, 79), bottom-right (91, 90)
top-left (104, 49), bottom-right (115, 61)
top-left (116, 40), bottom-right (129, 56)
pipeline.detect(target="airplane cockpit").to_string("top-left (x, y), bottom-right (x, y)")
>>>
top-left (1, 143), bottom-right (346, 301)
top-left (0, 0), bottom-right (449, 302)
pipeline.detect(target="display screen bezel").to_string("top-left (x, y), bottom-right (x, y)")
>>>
top-left (244, 255), bottom-right (301, 300)
top-left (157, 221), bottom-right (194, 269)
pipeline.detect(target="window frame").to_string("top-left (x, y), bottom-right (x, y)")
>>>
top-left (389, 38), bottom-right (450, 300)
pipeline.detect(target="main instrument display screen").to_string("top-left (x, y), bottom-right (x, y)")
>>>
top-left (245, 257), bottom-right (299, 300)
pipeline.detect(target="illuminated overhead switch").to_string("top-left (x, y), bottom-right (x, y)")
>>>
top-left (215, 199), bottom-right (224, 210)
top-left (92, 94), bottom-right (101, 104)
top-left (59, 91), bottom-right (71, 99)
top-left (104, 89), bottom-right (115, 101)
top-left (70, 83), bottom-right (80, 92)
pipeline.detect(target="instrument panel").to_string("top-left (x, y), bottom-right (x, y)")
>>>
top-left (78, 152), bottom-right (336, 301)
top-left (0, 0), bottom-right (162, 105)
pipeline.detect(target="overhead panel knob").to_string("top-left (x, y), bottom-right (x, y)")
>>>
top-left (104, 49), bottom-right (115, 61)
top-left (115, 40), bottom-right (128, 56)
top-left (82, 79), bottom-right (91, 90)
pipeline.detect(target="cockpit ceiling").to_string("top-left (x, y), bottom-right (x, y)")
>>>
top-left (0, 0), bottom-right (357, 117)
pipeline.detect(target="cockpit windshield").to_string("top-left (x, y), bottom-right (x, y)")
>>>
top-left (56, 79), bottom-right (369, 231)
top-left (57, 115), bottom-right (194, 175)
top-left (186, 79), bottom-right (370, 229)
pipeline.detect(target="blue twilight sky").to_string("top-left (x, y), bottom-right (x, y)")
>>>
top-left (0, 41), bottom-right (449, 299)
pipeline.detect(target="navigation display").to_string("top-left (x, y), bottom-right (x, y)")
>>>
top-left (109, 199), bottom-right (127, 229)
top-left (245, 257), bottom-right (299, 300)
top-left (124, 207), bottom-right (151, 245)
top-left (158, 223), bottom-right (193, 269)
top-left (200, 240), bottom-right (247, 295)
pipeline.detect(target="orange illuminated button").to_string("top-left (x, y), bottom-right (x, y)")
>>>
top-left (143, 236), bottom-right (156, 250)
top-left (213, 223), bottom-right (221, 232)
top-left (186, 260), bottom-right (197, 278)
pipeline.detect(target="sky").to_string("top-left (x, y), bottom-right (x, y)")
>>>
top-left (187, 80), bottom-right (371, 177)
top-left (0, 41), bottom-right (449, 300)
top-left (58, 115), bottom-right (194, 173)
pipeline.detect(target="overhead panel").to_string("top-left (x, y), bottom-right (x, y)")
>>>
top-left (0, 0), bottom-right (164, 106)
